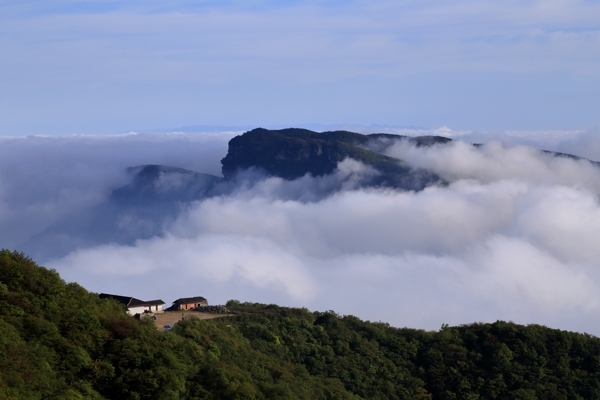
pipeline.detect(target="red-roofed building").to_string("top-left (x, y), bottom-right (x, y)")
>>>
top-left (171, 296), bottom-right (208, 310)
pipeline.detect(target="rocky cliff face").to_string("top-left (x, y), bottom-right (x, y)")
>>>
top-left (220, 127), bottom-right (446, 190)
top-left (221, 128), bottom-right (343, 179)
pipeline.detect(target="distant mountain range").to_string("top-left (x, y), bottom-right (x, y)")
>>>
top-left (17, 128), bottom-right (595, 262)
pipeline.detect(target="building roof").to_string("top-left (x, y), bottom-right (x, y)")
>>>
top-left (172, 296), bottom-right (207, 305)
top-left (144, 299), bottom-right (166, 306)
top-left (100, 293), bottom-right (165, 308)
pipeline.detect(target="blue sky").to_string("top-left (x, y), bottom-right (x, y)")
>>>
top-left (1, 0), bottom-right (599, 135)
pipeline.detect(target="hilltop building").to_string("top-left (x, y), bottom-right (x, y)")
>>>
top-left (99, 293), bottom-right (165, 315)
top-left (171, 296), bottom-right (208, 310)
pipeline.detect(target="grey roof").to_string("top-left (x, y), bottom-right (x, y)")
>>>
top-left (100, 293), bottom-right (165, 308)
top-left (144, 299), bottom-right (166, 306)
top-left (172, 296), bottom-right (207, 305)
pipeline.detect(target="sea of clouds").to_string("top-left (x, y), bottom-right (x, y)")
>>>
top-left (2, 128), bottom-right (600, 334)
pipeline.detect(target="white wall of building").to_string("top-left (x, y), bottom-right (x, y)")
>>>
top-left (127, 306), bottom-right (146, 315)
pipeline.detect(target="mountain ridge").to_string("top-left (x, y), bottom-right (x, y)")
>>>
top-left (220, 128), bottom-right (449, 191)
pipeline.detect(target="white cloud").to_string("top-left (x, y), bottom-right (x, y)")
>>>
top-left (46, 142), bottom-right (600, 333)
top-left (386, 138), bottom-right (600, 186)
top-left (55, 233), bottom-right (316, 301)
top-left (0, 132), bottom-right (233, 247)
top-left (2, 1), bottom-right (599, 134)
top-left (4, 130), bottom-right (600, 333)
top-left (3, 1), bottom-right (600, 91)
top-left (468, 235), bottom-right (599, 313)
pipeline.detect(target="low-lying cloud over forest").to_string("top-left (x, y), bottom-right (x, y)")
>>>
top-left (3, 128), bottom-right (600, 334)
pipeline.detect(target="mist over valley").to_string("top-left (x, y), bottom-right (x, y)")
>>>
top-left (2, 127), bottom-right (600, 334)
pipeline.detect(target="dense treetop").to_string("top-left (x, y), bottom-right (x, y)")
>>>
top-left (2, 249), bottom-right (600, 399)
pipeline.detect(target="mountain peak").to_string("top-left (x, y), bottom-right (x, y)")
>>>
top-left (220, 127), bottom-right (445, 190)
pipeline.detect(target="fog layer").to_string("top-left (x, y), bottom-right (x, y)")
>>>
top-left (3, 130), bottom-right (600, 333)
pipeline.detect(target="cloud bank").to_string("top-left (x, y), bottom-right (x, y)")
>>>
top-left (0, 132), bottom-right (235, 247)
top-left (3, 129), bottom-right (600, 334)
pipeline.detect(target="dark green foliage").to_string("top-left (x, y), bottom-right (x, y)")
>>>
top-left (0, 250), bottom-right (355, 399)
top-left (223, 303), bottom-right (600, 399)
top-left (3, 250), bottom-right (600, 399)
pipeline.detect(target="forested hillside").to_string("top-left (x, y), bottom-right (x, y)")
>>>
top-left (2, 249), bottom-right (600, 399)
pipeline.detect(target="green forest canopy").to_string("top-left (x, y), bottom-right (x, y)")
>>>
top-left (2, 249), bottom-right (600, 399)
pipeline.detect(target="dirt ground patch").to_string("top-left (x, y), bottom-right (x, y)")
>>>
top-left (149, 310), bottom-right (232, 330)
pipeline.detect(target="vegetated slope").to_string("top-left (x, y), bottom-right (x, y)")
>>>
top-left (221, 128), bottom-right (447, 190)
top-left (3, 250), bottom-right (600, 399)
top-left (228, 304), bottom-right (600, 400)
top-left (0, 250), bottom-right (355, 400)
